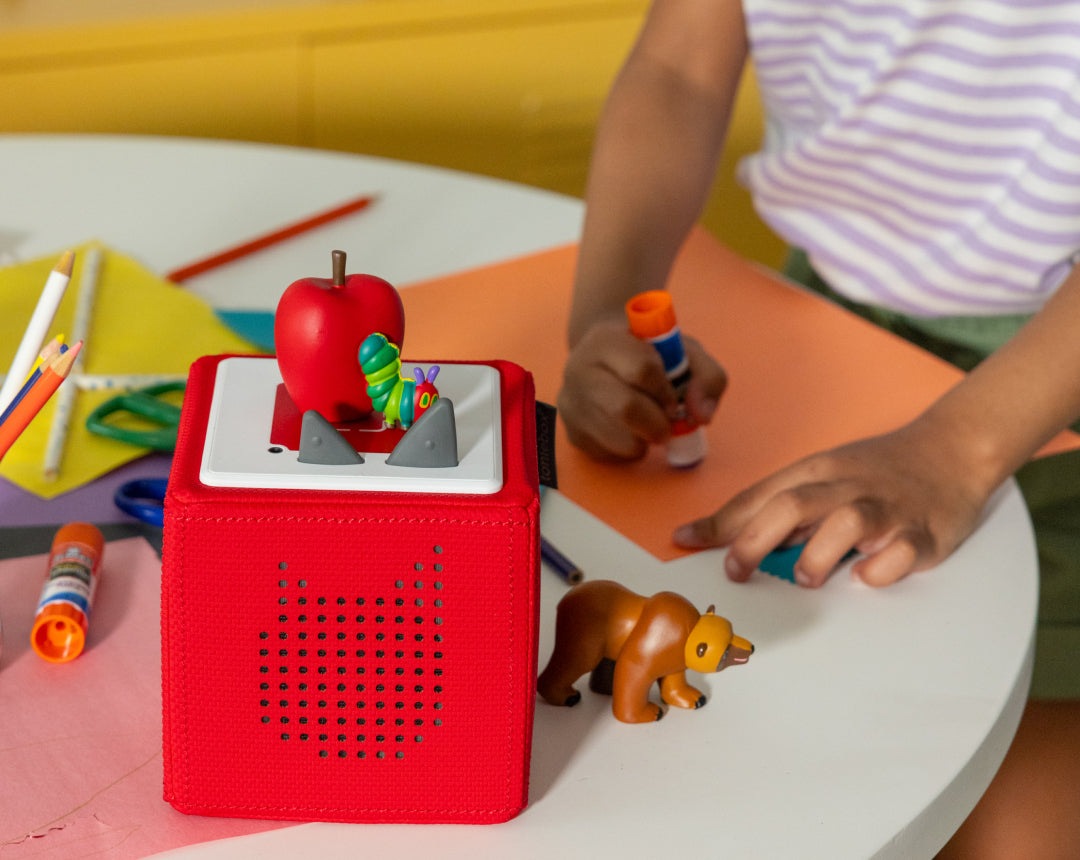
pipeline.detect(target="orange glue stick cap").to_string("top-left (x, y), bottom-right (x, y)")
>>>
top-left (31, 522), bottom-right (105, 663)
top-left (625, 290), bottom-right (678, 339)
top-left (32, 606), bottom-right (87, 663)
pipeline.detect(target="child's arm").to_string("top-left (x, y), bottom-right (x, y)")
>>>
top-left (559, 0), bottom-right (743, 461)
top-left (675, 265), bottom-right (1080, 588)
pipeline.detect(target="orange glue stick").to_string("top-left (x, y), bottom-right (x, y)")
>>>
top-left (625, 290), bottom-right (708, 468)
top-left (31, 523), bottom-right (105, 663)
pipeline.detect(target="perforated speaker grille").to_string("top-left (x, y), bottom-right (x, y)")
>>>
top-left (257, 546), bottom-right (448, 762)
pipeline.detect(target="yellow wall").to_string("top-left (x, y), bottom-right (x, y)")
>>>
top-left (0, 0), bottom-right (784, 267)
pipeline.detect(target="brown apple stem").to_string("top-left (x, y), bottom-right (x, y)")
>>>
top-left (332, 249), bottom-right (347, 287)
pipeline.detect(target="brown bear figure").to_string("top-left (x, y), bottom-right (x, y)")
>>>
top-left (537, 580), bottom-right (754, 723)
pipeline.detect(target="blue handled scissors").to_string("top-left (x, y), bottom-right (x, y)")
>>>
top-left (114, 477), bottom-right (168, 528)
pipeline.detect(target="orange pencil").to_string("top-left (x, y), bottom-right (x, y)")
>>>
top-left (0, 341), bottom-right (82, 463)
top-left (165, 195), bottom-right (376, 283)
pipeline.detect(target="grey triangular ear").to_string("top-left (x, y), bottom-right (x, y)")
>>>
top-left (386, 398), bottom-right (458, 468)
top-left (706, 605), bottom-right (716, 615)
top-left (298, 410), bottom-right (364, 465)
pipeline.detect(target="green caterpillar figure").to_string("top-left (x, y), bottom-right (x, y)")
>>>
top-left (357, 332), bottom-right (441, 429)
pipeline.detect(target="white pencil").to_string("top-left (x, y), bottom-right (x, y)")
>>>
top-left (0, 250), bottom-right (75, 414)
top-left (71, 373), bottom-right (187, 391)
top-left (43, 247), bottom-right (101, 480)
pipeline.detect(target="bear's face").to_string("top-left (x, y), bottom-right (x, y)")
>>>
top-left (684, 607), bottom-right (754, 674)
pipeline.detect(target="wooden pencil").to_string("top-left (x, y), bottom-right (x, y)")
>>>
top-left (0, 251), bottom-right (74, 414)
top-left (0, 342), bottom-right (82, 463)
top-left (0, 336), bottom-right (66, 427)
top-left (32, 335), bottom-right (65, 373)
top-left (165, 195), bottom-right (376, 283)
top-left (43, 247), bottom-right (101, 480)
top-left (72, 372), bottom-right (187, 391)
top-left (540, 535), bottom-right (585, 585)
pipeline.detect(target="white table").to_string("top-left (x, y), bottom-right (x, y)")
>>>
top-left (0, 135), bottom-right (1035, 859)
top-left (0, 133), bottom-right (582, 309)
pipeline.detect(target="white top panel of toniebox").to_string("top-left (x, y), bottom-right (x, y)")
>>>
top-left (199, 357), bottom-right (503, 494)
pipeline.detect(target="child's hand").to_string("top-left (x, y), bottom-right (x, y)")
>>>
top-left (558, 318), bottom-right (727, 462)
top-left (673, 417), bottom-right (992, 587)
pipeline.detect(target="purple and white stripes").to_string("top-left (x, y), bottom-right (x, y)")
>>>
top-left (738, 0), bottom-right (1080, 316)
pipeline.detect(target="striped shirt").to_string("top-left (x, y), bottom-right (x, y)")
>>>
top-left (738, 0), bottom-right (1080, 316)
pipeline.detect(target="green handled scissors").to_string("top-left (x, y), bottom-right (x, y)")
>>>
top-left (85, 381), bottom-right (186, 451)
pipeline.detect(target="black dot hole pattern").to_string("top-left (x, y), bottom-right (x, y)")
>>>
top-left (258, 548), bottom-right (447, 761)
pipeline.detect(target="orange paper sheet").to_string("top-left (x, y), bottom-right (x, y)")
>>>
top-left (402, 228), bottom-right (1080, 561)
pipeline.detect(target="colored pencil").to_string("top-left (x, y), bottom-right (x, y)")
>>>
top-left (541, 535), bottom-right (585, 585)
top-left (30, 335), bottom-right (65, 376)
top-left (0, 337), bottom-right (66, 427)
top-left (0, 251), bottom-right (75, 414)
top-left (43, 248), bottom-right (101, 479)
top-left (165, 195), bottom-right (376, 283)
top-left (72, 372), bottom-right (187, 391)
top-left (0, 342), bottom-right (82, 463)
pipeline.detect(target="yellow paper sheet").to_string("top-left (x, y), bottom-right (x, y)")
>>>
top-left (0, 244), bottom-right (258, 498)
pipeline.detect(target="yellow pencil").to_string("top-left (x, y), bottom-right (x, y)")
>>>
top-left (0, 342), bottom-right (82, 463)
top-left (28, 335), bottom-right (65, 379)
top-left (0, 337), bottom-right (67, 428)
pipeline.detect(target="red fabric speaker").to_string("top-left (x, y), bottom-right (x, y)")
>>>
top-left (162, 355), bottom-right (540, 823)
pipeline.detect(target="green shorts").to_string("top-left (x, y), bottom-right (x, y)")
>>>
top-left (784, 249), bottom-right (1080, 698)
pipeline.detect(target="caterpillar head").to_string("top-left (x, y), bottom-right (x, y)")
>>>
top-left (412, 365), bottom-right (440, 420)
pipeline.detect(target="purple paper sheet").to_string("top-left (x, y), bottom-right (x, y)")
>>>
top-left (0, 453), bottom-right (172, 528)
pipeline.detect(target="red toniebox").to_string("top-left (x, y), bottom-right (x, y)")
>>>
top-left (161, 354), bottom-right (540, 823)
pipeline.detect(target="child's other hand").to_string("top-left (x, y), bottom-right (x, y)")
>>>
top-left (558, 319), bottom-right (726, 462)
top-left (672, 418), bottom-right (992, 587)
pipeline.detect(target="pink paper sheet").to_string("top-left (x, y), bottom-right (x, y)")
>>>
top-left (0, 538), bottom-right (289, 859)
